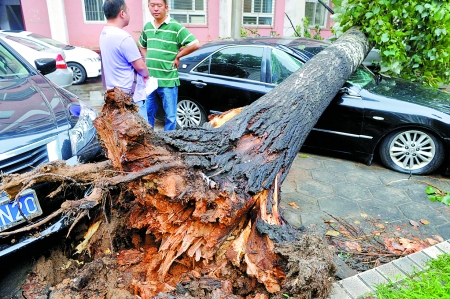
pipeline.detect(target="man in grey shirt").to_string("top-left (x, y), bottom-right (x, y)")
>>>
top-left (100, 0), bottom-right (149, 118)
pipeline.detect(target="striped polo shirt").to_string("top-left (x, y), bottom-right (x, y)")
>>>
top-left (138, 16), bottom-right (198, 87)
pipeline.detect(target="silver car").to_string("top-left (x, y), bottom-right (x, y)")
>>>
top-left (0, 33), bottom-right (73, 88)
top-left (0, 37), bottom-right (101, 257)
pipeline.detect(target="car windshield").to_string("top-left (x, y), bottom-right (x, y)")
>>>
top-left (347, 65), bottom-right (377, 89)
top-left (0, 43), bottom-right (29, 79)
top-left (29, 33), bottom-right (73, 50)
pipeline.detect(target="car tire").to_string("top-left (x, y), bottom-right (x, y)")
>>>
top-left (68, 62), bottom-right (86, 85)
top-left (379, 129), bottom-right (444, 175)
top-left (176, 98), bottom-right (207, 128)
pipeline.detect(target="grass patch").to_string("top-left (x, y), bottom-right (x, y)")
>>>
top-left (374, 253), bottom-right (450, 298)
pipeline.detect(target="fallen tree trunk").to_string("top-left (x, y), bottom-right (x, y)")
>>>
top-left (1, 27), bottom-right (370, 299)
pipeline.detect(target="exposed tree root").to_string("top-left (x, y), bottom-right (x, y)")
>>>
top-left (0, 27), bottom-right (371, 298)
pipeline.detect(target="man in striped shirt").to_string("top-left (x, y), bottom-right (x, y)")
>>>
top-left (139, 0), bottom-right (200, 131)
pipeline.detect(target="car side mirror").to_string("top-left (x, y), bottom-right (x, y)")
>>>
top-left (35, 58), bottom-right (56, 75)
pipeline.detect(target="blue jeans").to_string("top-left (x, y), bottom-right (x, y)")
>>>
top-left (146, 86), bottom-right (177, 131)
top-left (136, 100), bottom-right (148, 120)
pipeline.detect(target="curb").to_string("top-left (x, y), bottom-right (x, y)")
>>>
top-left (328, 240), bottom-right (450, 298)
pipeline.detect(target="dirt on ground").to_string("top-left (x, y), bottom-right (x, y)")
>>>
top-left (323, 212), bottom-right (445, 275)
top-left (15, 190), bottom-right (336, 299)
top-left (14, 208), bottom-right (446, 299)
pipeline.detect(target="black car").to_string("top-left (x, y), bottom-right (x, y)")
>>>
top-left (175, 37), bottom-right (450, 175)
top-left (0, 38), bottom-right (101, 256)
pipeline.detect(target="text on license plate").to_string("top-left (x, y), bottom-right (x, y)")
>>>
top-left (0, 189), bottom-right (43, 232)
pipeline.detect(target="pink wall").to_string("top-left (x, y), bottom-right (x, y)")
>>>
top-left (65, 0), bottom-right (144, 50)
top-left (239, 0), bottom-right (286, 37)
top-left (65, 0), bottom-right (216, 50)
top-left (64, 0), bottom-right (102, 49)
top-left (21, 0), bottom-right (333, 49)
top-left (21, 0), bottom-right (51, 37)
top-left (183, 0), bottom-right (220, 44)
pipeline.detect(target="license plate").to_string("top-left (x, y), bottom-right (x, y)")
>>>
top-left (0, 189), bottom-right (43, 232)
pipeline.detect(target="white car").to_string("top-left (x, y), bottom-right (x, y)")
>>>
top-left (0, 30), bottom-right (101, 84)
top-left (0, 33), bottom-right (73, 88)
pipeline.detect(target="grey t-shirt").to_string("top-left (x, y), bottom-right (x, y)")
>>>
top-left (99, 26), bottom-right (142, 94)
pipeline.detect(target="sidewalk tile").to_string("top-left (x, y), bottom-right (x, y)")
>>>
top-left (392, 256), bottom-right (422, 275)
top-left (358, 270), bottom-right (389, 290)
top-left (375, 262), bottom-right (407, 283)
top-left (407, 251), bottom-right (432, 269)
top-left (435, 241), bottom-right (450, 253)
top-left (329, 283), bottom-right (352, 299)
top-left (338, 276), bottom-right (371, 298)
top-left (422, 245), bottom-right (446, 258)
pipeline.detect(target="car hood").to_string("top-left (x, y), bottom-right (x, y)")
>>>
top-left (367, 77), bottom-right (450, 114)
top-left (0, 75), bottom-right (70, 154)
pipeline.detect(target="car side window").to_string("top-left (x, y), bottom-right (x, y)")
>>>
top-left (193, 46), bottom-right (264, 81)
top-left (194, 59), bottom-right (209, 74)
top-left (270, 48), bottom-right (303, 84)
top-left (0, 44), bottom-right (28, 78)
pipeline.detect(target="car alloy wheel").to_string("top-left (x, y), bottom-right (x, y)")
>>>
top-left (379, 129), bottom-right (444, 175)
top-left (176, 99), bottom-right (206, 128)
top-left (68, 62), bottom-right (86, 85)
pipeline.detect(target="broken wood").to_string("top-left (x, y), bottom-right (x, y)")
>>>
top-left (1, 27), bottom-right (370, 298)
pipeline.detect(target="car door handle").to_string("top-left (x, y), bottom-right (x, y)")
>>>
top-left (191, 81), bottom-right (207, 88)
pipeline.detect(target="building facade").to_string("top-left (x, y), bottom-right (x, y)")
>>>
top-left (1, 0), bottom-right (334, 50)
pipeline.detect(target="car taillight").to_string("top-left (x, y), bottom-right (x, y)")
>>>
top-left (55, 54), bottom-right (67, 69)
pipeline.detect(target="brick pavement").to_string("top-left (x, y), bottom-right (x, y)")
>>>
top-left (281, 152), bottom-right (450, 298)
top-left (281, 152), bottom-right (450, 239)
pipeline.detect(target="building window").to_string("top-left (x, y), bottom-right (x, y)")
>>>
top-left (83, 0), bottom-right (105, 22)
top-left (305, 0), bottom-right (329, 28)
top-left (243, 0), bottom-right (274, 26)
top-left (169, 0), bottom-right (207, 24)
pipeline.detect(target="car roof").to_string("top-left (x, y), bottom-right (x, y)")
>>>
top-left (0, 34), bottom-right (65, 59)
top-left (202, 36), bottom-right (328, 46)
top-left (199, 36), bottom-right (328, 49)
top-left (181, 37), bottom-right (329, 66)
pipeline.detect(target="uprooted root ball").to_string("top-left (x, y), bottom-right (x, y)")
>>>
top-left (274, 232), bottom-right (337, 299)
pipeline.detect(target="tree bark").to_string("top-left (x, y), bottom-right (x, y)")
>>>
top-left (1, 27), bottom-right (370, 299)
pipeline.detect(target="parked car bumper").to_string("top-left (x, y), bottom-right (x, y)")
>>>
top-left (45, 68), bottom-right (73, 88)
top-left (0, 127), bottom-right (101, 256)
top-left (83, 59), bottom-right (102, 78)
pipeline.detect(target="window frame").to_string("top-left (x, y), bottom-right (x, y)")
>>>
top-left (305, 0), bottom-right (329, 28)
top-left (82, 0), bottom-right (106, 24)
top-left (168, 0), bottom-right (207, 25)
top-left (242, 0), bottom-right (275, 27)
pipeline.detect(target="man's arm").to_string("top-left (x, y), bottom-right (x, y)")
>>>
top-left (131, 56), bottom-right (149, 79)
top-left (173, 41), bottom-right (200, 69)
top-left (139, 47), bottom-right (147, 60)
